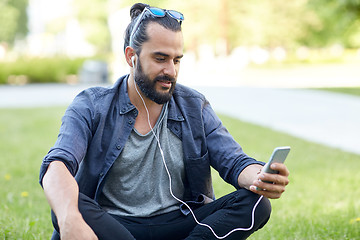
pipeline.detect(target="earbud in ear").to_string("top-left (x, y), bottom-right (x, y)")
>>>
top-left (131, 56), bottom-right (135, 67)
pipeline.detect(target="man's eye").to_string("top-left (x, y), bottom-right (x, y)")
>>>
top-left (156, 58), bottom-right (166, 62)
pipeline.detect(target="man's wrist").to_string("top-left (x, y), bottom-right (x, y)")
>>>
top-left (237, 164), bottom-right (263, 189)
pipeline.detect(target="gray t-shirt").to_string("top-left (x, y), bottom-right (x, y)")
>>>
top-left (98, 104), bottom-right (185, 217)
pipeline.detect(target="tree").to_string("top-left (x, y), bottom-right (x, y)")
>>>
top-left (178, 0), bottom-right (310, 53)
top-left (73, 0), bottom-right (112, 54)
top-left (9, 0), bottom-right (28, 38)
top-left (0, 0), bottom-right (28, 45)
top-left (304, 0), bottom-right (360, 48)
top-left (0, 2), bottom-right (18, 43)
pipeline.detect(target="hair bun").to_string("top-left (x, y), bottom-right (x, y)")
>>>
top-left (130, 3), bottom-right (150, 21)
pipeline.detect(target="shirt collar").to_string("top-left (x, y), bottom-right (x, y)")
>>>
top-left (118, 75), bottom-right (136, 115)
top-left (168, 90), bottom-right (185, 122)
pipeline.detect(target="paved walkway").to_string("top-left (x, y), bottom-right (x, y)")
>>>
top-left (1, 82), bottom-right (359, 155)
top-left (0, 83), bottom-right (100, 108)
top-left (193, 86), bottom-right (360, 155)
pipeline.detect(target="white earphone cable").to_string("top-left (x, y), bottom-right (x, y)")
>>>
top-left (132, 67), bottom-right (263, 239)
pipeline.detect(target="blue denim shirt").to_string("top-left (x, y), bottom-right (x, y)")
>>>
top-left (39, 75), bottom-right (263, 203)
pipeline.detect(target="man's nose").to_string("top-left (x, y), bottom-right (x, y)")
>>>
top-left (163, 61), bottom-right (177, 78)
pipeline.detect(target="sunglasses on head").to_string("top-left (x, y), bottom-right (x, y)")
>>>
top-left (129, 7), bottom-right (185, 47)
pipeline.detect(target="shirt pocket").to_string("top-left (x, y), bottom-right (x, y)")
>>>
top-left (185, 151), bottom-right (214, 201)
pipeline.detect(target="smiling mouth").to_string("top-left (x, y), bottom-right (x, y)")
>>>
top-left (157, 80), bottom-right (172, 89)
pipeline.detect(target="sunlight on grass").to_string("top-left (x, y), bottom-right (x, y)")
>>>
top-left (0, 108), bottom-right (359, 239)
top-left (315, 87), bottom-right (360, 97)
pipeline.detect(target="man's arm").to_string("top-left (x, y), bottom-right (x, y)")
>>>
top-left (238, 163), bottom-right (290, 199)
top-left (42, 161), bottom-right (98, 240)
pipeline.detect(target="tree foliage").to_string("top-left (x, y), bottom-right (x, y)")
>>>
top-left (304, 0), bottom-right (360, 48)
top-left (115, 0), bottom-right (360, 53)
top-left (73, 0), bottom-right (112, 54)
top-left (2, 0), bottom-right (360, 56)
top-left (0, 0), bottom-right (28, 44)
top-left (0, 2), bottom-right (18, 43)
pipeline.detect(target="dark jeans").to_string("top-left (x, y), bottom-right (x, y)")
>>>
top-left (51, 189), bottom-right (271, 240)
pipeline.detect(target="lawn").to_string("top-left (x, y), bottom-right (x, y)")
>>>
top-left (0, 107), bottom-right (359, 239)
top-left (0, 107), bottom-right (65, 239)
top-left (315, 87), bottom-right (360, 97)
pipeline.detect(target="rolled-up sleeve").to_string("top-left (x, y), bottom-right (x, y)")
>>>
top-left (39, 90), bottom-right (96, 187)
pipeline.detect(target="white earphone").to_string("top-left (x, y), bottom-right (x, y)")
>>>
top-left (131, 56), bottom-right (136, 68)
top-left (131, 50), bottom-right (262, 239)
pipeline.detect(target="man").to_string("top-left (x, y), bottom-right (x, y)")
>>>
top-left (39, 3), bottom-right (290, 240)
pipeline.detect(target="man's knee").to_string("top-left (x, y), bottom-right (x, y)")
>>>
top-left (50, 193), bottom-right (100, 236)
top-left (77, 192), bottom-right (103, 219)
top-left (231, 189), bottom-right (272, 230)
top-left (254, 195), bottom-right (271, 230)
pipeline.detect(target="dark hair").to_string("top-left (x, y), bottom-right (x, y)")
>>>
top-left (123, 3), bottom-right (182, 54)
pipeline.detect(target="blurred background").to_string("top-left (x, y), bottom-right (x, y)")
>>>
top-left (1, 1), bottom-right (360, 238)
top-left (1, 0), bottom-right (359, 87)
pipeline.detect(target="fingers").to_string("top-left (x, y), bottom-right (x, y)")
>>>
top-left (261, 172), bottom-right (289, 187)
top-left (250, 179), bottom-right (286, 199)
top-left (271, 163), bottom-right (290, 177)
top-left (250, 186), bottom-right (283, 199)
top-left (249, 163), bottom-right (290, 199)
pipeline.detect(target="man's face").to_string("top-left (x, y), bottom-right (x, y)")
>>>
top-left (134, 22), bottom-right (184, 104)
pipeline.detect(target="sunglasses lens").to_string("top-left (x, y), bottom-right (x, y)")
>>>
top-left (167, 10), bottom-right (184, 21)
top-left (149, 7), bottom-right (166, 17)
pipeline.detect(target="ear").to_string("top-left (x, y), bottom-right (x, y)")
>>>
top-left (125, 46), bottom-right (136, 68)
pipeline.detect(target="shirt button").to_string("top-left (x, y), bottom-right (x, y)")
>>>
top-left (116, 145), bottom-right (121, 150)
top-left (129, 120), bottom-right (133, 124)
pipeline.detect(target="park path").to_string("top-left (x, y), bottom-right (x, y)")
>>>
top-left (193, 86), bottom-right (360, 155)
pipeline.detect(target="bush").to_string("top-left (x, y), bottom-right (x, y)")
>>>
top-left (0, 57), bottom-right (87, 84)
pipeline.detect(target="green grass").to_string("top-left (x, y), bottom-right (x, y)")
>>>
top-left (1, 107), bottom-right (359, 239)
top-left (0, 107), bottom-right (66, 239)
top-left (315, 87), bottom-right (360, 97)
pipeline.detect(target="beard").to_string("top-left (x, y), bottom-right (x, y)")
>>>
top-left (134, 60), bottom-right (176, 105)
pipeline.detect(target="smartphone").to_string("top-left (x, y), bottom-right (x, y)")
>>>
top-left (256, 146), bottom-right (290, 190)
top-left (261, 146), bottom-right (291, 174)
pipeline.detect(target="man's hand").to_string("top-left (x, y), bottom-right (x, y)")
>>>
top-left (249, 163), bottom-right (290, 199)
top-left (59, 212), bottom-right (98, 240)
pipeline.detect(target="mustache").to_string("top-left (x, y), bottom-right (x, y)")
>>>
top-left (154, 75), bottom-right (176, 83)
